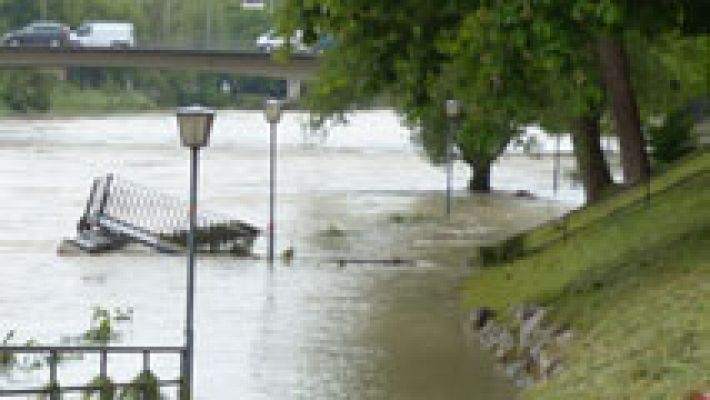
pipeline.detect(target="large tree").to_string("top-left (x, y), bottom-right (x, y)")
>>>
top-left (441, 0), bottom-right (708, 198)
top-left (279, 0), bottom-right (618, 200)
top-left (284, 0), bottom-right (708, 201)
top-left (439, 1), bottom-right (615, 201)
top-left (279, 0), bottom-right (519, 192)
top-left (528, 0), bottom-right (707, 186)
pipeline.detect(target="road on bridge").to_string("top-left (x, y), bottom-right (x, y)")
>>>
top-left (0, 47), bottom-right (319, 79)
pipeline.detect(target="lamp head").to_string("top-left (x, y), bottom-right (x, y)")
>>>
top-left (264, 99), bottom-right (282, 124)
top-left (176, 106), bottom-right (215, 148)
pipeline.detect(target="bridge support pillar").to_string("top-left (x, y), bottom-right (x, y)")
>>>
top-left (286, 79), bottom-right (302, 100)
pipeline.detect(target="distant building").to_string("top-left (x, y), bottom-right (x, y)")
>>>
top-left (242, 0), bottom-right (266, 10)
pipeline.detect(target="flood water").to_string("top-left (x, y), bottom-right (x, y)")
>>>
top-left (0, 110), bottom-right (581, 399)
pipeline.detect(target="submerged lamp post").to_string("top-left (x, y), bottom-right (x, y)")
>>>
top-left (553, 133), bottom-right (561, 196)
top-left (264, 99), bottom-right (282, 264)
top-left (445, 99), bottom-right (461, 217)
top-left (176, 105), bottom-right (214, 400)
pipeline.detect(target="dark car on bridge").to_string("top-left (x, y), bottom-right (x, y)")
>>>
top-left (3, 21), bottom-right (71, 48)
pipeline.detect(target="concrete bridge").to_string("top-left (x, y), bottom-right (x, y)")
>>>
top-left (0, 46), bottom-right (318, 81)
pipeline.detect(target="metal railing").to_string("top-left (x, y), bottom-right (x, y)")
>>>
top-left (0, 345), bottom-right (185, 398)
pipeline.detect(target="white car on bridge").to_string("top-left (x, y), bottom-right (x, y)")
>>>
top-left (70, 21), bottom-right (135, 48)
top-left (256, 29), bottom-right (310, 52)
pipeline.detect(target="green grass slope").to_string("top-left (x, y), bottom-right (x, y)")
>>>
top-left (463, 151), bottom-right (710, 399)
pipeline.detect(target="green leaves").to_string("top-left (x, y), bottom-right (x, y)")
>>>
top-left (278, 0), bottom-right (707, 192)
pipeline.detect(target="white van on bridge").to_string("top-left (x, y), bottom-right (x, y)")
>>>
top-left (70, 21), bottom-right (135, 48)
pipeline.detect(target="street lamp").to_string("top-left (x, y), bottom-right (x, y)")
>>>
top-left (445, 99), bottom-right (461, 217)
top-left (176, 105), bottom-right (214, 400)
top-left (40, 0), bottom-right (48, 20)
top-left (264, 99), bottom-right (282, 264)
top-left (553, 133), bottom-right (561, 196)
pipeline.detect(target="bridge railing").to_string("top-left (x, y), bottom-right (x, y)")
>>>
top-left (0, 345), bottom-right (185, 398)
top-left (135, 38), bottom-right (260, 52)
top-left (0, 38), bottom-right (321, 54)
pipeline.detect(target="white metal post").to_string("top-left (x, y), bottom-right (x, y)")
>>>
top-left (185, 147), bottom-right (198, 399)
top-left (268, 122), bottom-right (276, 264)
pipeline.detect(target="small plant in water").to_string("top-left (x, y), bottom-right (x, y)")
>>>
top-left (82, 375), bottom-right (115, 400)
top-left (320, 224), bottom-right (346, 238)
top-left (119, 371), bottom-right (163, 400)
top-left (35, 382), bottom-right (61, 400)
top-left (19, 338), bottom-right (46, 370)
top-left (281, 246), bottom-right (295, 263)
top-left (83, 307), bottom-right (117, 344)
top-left (388, 213), bottom-right (407, 224)
top-left (0, 330), bottom-right (16, 367)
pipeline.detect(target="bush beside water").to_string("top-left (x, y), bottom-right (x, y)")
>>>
top-left (649, 108), bottom-right (695, 164)
top-left (82, 376), bottom-right (116, 400)
top-left (83, 307), bottom-right (115, 344)
top-left (118, 371), bottom-right (163, 400)
top-left (320, 224), bottom-right (347, 238)
top-left (0, 331), bottom-right (16, 367)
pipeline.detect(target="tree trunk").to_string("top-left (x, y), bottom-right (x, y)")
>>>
top-left (597, 35), bottom-right (650, 185)
top-left (572, 112), bottom-right (613, 203)
top-left (467, 159), bottom-right (492, 192)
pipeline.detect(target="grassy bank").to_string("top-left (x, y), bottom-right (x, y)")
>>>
top-left (0, 82), bottom-right (158, 117)
top-left (463, 151), bottom-right (709, 399)
top-left (50, 83), bottom-right (157, 114)
top-left (0, 84), bottom-right (306, 117)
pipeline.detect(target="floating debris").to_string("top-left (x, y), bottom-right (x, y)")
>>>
top-left (325, 258), bottom-right (416, 267)
top-left (60, 174), bottom-right (259, 256)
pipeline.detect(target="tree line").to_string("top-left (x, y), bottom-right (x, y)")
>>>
top-left (0, 0), bottom-right (281, 112)
top-left (279, 0), bottom-right (710, 202)
top-left (0, 0), bottom-right (274, 47)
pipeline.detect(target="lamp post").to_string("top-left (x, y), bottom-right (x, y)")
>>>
top-left (205, 0), bottom-right (212, 46)
top-left (176, 105), bottom-right (215, 400)
top-left (553, 133), bottom-right (561, 196)
top-left (264, 99), bottom-right (282, 264)
top-left (445, 99), bottom-right (461, 217)
top-left (40, 0), bottom-right (48, 20)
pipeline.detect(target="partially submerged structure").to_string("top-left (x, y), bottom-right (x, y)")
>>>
top-left (61, 174), bottom-right (259, 255)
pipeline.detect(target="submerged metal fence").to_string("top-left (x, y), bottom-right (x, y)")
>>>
top-left (0, 345), bottom-right (185, 398)
top-left (73, 174), bottom-right (259, 255)
top-left (87, 174), bottom-right (233, 235)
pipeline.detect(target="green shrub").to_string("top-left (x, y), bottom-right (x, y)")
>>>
top-left (320, 224), bottom-right (346, 238)
top-left (50, 83), bottom-right (156, 113)
top-left (0, 330), bottom-right (16, 367)
top-left (649, 108), bottom-right (695, 163)
top-left (119, 371), bottom-right (162, 400)
top-left (83, 307), bottom-right (115, 344)
top-left (35, 383), bottom-right (60, 400)
top-left (0, 70), bottom-right (56, 112)
top-left (477, 234), bottom-right (525, 267)
top-left (82, 376), bottom-right (115, 400)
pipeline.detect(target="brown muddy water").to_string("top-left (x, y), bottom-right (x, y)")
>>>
top-left (0, 111), bottom-right (580, 399)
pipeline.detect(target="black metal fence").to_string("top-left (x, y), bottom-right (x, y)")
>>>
top-left (87, 174), bottom-right (231, 235)
top-left (75, 174), bottom-right (259, 255)
top-left (0, 345), bottom-right (185, 398)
